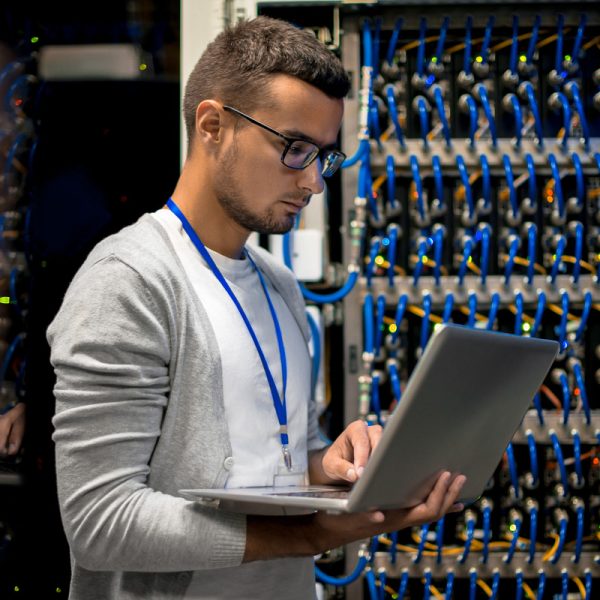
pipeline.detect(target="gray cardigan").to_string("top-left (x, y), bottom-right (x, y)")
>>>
top-left (48, 214), bottom-right (322, 599)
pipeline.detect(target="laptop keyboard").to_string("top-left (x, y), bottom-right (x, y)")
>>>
top-left (269, 490), bottom-right (349, 499)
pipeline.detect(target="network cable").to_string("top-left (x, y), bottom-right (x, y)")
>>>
top-left (306, 310), bottom-right (321, 399)
top-left (531, 290), bottom-right (546, 337)
top-left (385, 18), bottom-right (404, 68)
top-left (415, 96), bottom-right (430, 151)
top-left (373, 293), bottom-right (386, 358)
top-left (505, 509), bottom-right (523, 564)
top-left (557, 370), bottom-right (570, 425)
top-left (363, 293), bottom-right (375, 360)
top-left (479, 154), bottom-right (491, 212)
top-left (473, 84), bottom-right (497, 148)
top-left (548, 153), bottom-right (565, 221)
top-left (549, 430), bottom-right (569, 496)
top-left (391, 294), bottom-right (408, 346)
top-left (387, 224), bottom-right (399, 288)
top-left (520, 81), bottom-right (544, 148)
top-left (526, 431), bottom-right (539, 487)
top-left (420, 293), bottom-right (432, 352)
top-left (504, 93), bottom-right (523, 150)
top-left (458, 237), bottom-right (474, 287)
top-left (506, 442), bottom-right (520, 496)
top-left (524, 15), bottom-right (541, 68)
top-left (410, 154), bottom-right (427, 224)
top-left (527, 499), bottom-right (539, 564)
top-left (456, 155), bottom-right (475, 222)
top-left (572, 430), bottom-right (583, 487)
top-left (503, 236), bottom-right (520, 287)
top-left (432, 85), bottom-right (451, 148)
top-left (479, 223), bottom-right (491, 286)
top-left (571, 360), bottom-right (591, 424)
top-left (487, 292), bottom-right (500, 331)
top-left (442, 292), bottom-right (454, 324)
top-left (469, 568), bottom-right (477, 600)
top-left (549, 92), bottom-right (571, 151)
top-left (526, 223), bottom-right (537, 286)
top-left (515, 569), bottom-right (524, 600)
top-left (536, 570), bottom-right (546, 600)
top-left (413, 237), bottom-right (432, 287)
top-left (432, 155), bottom-right (444, 212)
top-left (414, 523), bottom-right (430, 563)
top-left (525, 153), bottom-right (537, 212)
top-left (557, 289), bottom-right (569, 354)
top-left (570, 220), bottom-right (584, 285)
top-left (571, 153), bottom-right (585, 212)
top-left (315, 550), bottom-right (369, 586)
top-left (459, 511), bottom-right (476, 563)
top-left (433, 226), bottom-right (444, 286)
top-left (467, 292), bottom-right (477, 328)
top-left (574, 291), bottom-right (592, 344)
top-left (387, 360), bottom-right (402, 405)
top-left (444, 570), bottom-right (455, 600)
top-left (436, 516), bottom-right (445, 564)
top-left (370, 372), bottom-right (382, 425)
top-left (503, 154), bottom-right (519, 222)
top-left (565, 82), bottom-right (590, 152)
top-left (549, 235), bottom-right (566, 286)
top-left (385, 85), bottom-right (406, 150)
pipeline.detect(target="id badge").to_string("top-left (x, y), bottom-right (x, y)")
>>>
top-left (273, 461), bottom-right (308, 487)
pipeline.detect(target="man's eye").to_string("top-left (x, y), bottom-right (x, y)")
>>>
top-left (288, 144), bottom-right (304, 155)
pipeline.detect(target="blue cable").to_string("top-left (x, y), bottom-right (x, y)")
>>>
top-left (469, 569), bottom-right (477, 600)
top-left (424, 569), bottom-right (432, 600)
top-left (508, 94), bottom-right (523, 150)
top-left (526, 223), bottom-right (537, 286)
top-left (585, 569), bottom-right (592, 598)
top-left (434, 17), bottom-right (450, 64)
top-left (366, 569), bottom-right (378, 600)
top-left (573, 430), bottom-right (583, 486)
top-left (571, 14), bottom-right (587, 67)
top-left (516, 570), bottom-right (524, 600)
top-left (528, 505), bottom-right (538, 563)
top-left (533, 392), bottom-right (544, 425)
top-left (548, 153), bottom-right (565, 219)
top-left (482, 504), bottom-right (492, 563)
top-left (387, 224), bottom-right (399, 288)
top-left (531, 291), bottom-right (546, 337)
top-left (552, 93), bottom-right (571, 151)
top-left (386, 155), bottom-right (398, 212)
top-left (505, 514), bottom-right (522, 563)
top-left (522, 82), bottom-right (544, 148)
top-left (572, 153), bottom-right (585, 211)
top-left (374, 294), bottom-right (386, 358)
top-left (504, 236), bottom-right (520, 287)
top-left (572, 361), bottom-right (591, 425)
top-left (527, 431), bottom-right (539, 486)
top-left (503, 154), bottom-right (519, 219)
top-left (555, 14), bottom-right (565, 75)
top-left (558, 290), bottom-right (569, 354)
top-left (575, 291), bottom-right (592, 344)
top-left (465, 95), bottom-right (478, 150)
top-left (398, 569), bottom-right (409, 599)
top-left (549, 235), bottom-right (566, 286)
top-left (378, 569), bottom-right (386, 600)
top-left (480, 224), bottom-right (491, 286)
top-left (444, 571), bottom-right (455, 600)
top-left (456, 155), bottom-right (474, 220)
top-left (569, 83), bottom-right (590, 152)
top-left (436, 516), bottom-right (445, 564)
top-left (487, 292), bottom-right (500, 331)
top-left (362, 18), bottom-right (373, 69)
top-left (414, 523), bottom-right (430, 563)
top-left (315, 555), bottom-right (369, 586)
top-left (366, 236), bottom-right (381, 288)
top-left (536, 571), bottom-right (546, 600)
top-left (420, 294), bottom-right (432, 352)
top-left (480, 154), bottom-right (491, 211)
top-left (509, 15), bottom-right (519, 76)
top-left (432, 155), bottom-right (444, 210)
top-left (388, 361), bottom-right (402, 404)
top-left (410, 154), bottom-right (426, 222)
top-left (372, 18), bottom-right (382, 79)
top-left (433, 227), bottom-right (444, 286)
top-left (391, 294), bottom-right (408, 345)
top-left (552, 518), bottom-right (568, 565)
top-left (458, 237), bottom-right (474, 287)
top-left (361, 162), bottom-right (380, 222)
top-left (490, 570), bottom-right (500, 600)
top-left (550, 431), bottom-right (569, 495)
top-left (459, 514), bottom-right (476, 563)
top-left (525, 153), bottom-right (537, 210)
top-left (481, 16), bottom-right (495, 62)
top-left (476, 85), bottom-right (497, 148)
top-left (306, 310), bottom-right (321, 398)
top-left (0, 333), bottom-right (25, 386)
top-left (514, 291), bottom-right (523, 335)
top-left (417, 18), bottom-right (427, 77)
top-left (386, 86), bottom-right (406, 150)
top-left (526, 15), bottom-right (541, 63)
top-left (433, 86), bottom-right (451, 148)
top-left (386, 18), bottom-right (404, 66)
top-left (506, 442), bottom-right (520, 496)
top-left (416, 96), bottom-right (430, 151)
top-left (413, 237), bottom-right (432, 287)
top-left (363, 293), bottom-right (375, 356)
top-left (342, 139), bottom-right (370, 168)
top-left (572, 220), bottom-right (583, 285)
top-left (442, 293), bottom-right (454, 324)
top-left (463, 16), bottom-right (473, 75)
top-left (4, 132), bottom-right (29, 196)
top-left (467, 292), bottom-right (477, 329)
top-left (369, 100), bottom-right (383, 152)
top-left (371, 372), bottom-right (382, 423)
top-left (389, 531), bottom-right (398, 565)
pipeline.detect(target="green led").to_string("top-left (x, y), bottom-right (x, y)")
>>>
top-left (30, 36), bottom-right (39, 44)
top-left (14, 586), bottom-right (20, 592)
top-left (433, 323), bottom-right (442, 332)
top-left (56, 588), bottom-right (62, 593)
top-left (431, 56), bottom-right (438, 63)
top-left (519, 55), bottom-right (527, 63)
top-left (0, 296), bottom-right (10, 304)
top-left (475, 56), bottom-right (483, 63)
top-left (139, 63), bottom-right (148, 71)
top-left (564, 54), bottom-right (571, 62)
top-left (509, 523), bottom-right (517, 533)
top-left (522, 322), bottom-right (531, 333)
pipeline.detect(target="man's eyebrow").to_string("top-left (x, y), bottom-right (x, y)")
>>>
top-left (282, 129), bottom-right (338, 150)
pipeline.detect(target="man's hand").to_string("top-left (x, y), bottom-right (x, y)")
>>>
top-left (0, 403), bottom-right (25, 457)
top-left (309, 420), bottom-right (383, 485)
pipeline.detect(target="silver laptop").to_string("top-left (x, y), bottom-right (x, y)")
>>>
top-left (180, 324), bottom-right (558, 515)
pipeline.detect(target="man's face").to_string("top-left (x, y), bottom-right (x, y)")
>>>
top-left (213, 74), bottom-right (344, 235)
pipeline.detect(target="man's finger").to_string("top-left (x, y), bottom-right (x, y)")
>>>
top-left (349, 421), bottom-right (376, 475)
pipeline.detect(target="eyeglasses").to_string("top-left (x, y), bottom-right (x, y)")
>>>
top-left (223, 105), bottom-right (346, 178)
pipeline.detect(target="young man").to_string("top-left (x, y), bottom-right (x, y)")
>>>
top-left (48, 16), bottom-right (465, 600)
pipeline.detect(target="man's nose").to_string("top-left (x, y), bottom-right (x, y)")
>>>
top-left (298, 158), bottom-right (325, 195)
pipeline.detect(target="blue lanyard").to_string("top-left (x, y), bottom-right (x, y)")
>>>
top-left (166, 198), bottom-right (292, 470)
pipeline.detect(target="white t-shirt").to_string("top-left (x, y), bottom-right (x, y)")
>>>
top-left (153, 208), bottom-right (319, 600)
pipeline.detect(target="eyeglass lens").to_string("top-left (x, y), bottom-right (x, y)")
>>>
top-left (283, 141), bottom-right (344, 177)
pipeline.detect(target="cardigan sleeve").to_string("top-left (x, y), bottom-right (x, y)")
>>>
top-left (48, 255), bottom-right (246, 572)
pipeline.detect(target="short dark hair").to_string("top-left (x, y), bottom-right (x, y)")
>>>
top-left (183, 16), bottom-right (351, 150)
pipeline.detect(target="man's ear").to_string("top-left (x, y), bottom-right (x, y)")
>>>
top-left (194, 100), bottom-right (224, 146)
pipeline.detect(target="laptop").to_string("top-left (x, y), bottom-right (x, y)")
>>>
top-left (180, 324), bottom-right (558, 515)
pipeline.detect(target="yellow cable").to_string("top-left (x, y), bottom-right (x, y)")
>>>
top-left (572, 576), bottom-right (587, 599)
top-left (536, 28), bottom-right (572, 50)
top-left (407, 305), bottom-right (444, 324)
top-left (375, 580), bottom-right (400, 597)
top-left (542, 532), bottom-right (560, 562)
top-left (582, 35), bottom-right (600, 51)
top-left (594, 304), bottom-right (600, 313)
top-left (364, 256), bottom-right (408, 277)
top-left (547, 303), bottom-right (578, 321)
top-left (477, 579), bottom-right (493, 597)
top-left (498, 254), bottom-right (547, 275)
top-left (490, 31), bottom-right (539, 54)
top-left (522, 582), bottom-right (536, 600)
top-left (399, 35), bottom-right (441, 52)
top-left (458, 305), bottom-right (488, 322)
top-left (373, 174), bottom-right (387, 193)
top-left (507, 304), bottom-right (535, 325)
top-left (561, 255), bottom-right (596, 274)
top-left (429, 583), bottom-right (444, 600)
top-left (408, 255), bottom-right (449, 276)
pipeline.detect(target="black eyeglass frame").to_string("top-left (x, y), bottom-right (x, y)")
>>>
top-left (223, 105), bottom-right (346, 177)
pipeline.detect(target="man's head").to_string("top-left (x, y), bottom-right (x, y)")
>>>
top-left (180, 17), bottom-right (350, 239)
top-left (183, 16), bottom-right (350, 150)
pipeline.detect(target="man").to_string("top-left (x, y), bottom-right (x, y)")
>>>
top-left (48, 16), bottom-right (465, 600)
